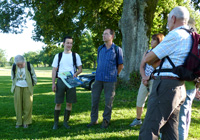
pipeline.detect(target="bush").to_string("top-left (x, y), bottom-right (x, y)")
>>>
top-left (117, 71), bottom-right (141, 90)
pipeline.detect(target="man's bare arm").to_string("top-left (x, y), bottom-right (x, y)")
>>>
top-left (73, 65), bottom-right (82, 77)
top-left (144, 51), bottom-right (161, 69)
top-left (118, 64), bottom-right (124, 75)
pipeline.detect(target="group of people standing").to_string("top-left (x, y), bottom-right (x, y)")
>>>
top-left (11, 5), bottom-right (199, 140)
top-left (138, 6), bottom-right (199, 140)
top-left (51, 28), bottom-right (124, 129)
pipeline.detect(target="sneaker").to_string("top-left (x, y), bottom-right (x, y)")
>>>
top-left (23, 124), bottom-right (28, 128)
top-left (129, 118), bottom-right (142, 127)
top-left (101, 119), bottom-right (109, 129)
top-left (87, 121), bottom-right (98, 128)
top-left (15, 125), bottom-right (20, 128)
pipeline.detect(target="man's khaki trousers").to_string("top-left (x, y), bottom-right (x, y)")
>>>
top-left (14, 86), bottom-right (33, 125)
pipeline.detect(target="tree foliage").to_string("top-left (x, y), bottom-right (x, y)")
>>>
top-left (0, 0), bottom-right (32, 34)
top-left (0, 49), bottom-right (7, 67)
top-left (23, 51), bottom-right (40, 67)
top-left (9, 57), bottom-right (15, 66)
top-left (0, 0), bottom-right (123, 52)
top-left (192, 0), bottom-right (200, 10)
top-left (79, 31), bottom-right (97, 69)
top-left (39, 45), bottom-right (63, 67)
top-left (152, 0), bottom-right (200, 39)
top-left (1, 0), bottom-right (200, 79)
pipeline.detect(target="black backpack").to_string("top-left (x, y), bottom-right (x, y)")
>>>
top-left (12, 62), bottom-right (34, 86)
top-left (155, 28), bottom-right (200, 81)
top-left (98, 44), bottom-right (119, 68)
top-left (56, 52), bottom-right (77, 78)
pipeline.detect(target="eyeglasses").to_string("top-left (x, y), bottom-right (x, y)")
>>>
top-left (102, 33), bottom-right (111, 36)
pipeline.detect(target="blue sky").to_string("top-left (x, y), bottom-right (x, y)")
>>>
top-left (0, 20), bottom-right (44, 61)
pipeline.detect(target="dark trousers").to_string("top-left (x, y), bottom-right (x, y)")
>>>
top-left (90, 81), bottom-right (116, 123)
top-left (139, 79), bottom-right (186, 140)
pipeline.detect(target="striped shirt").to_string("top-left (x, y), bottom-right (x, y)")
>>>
top-left (145, 50), bottom-right (155, 76)
top-left (95, 43), bottom-right (123, 82)
top-left (153, 26), bottom-right (192, 77)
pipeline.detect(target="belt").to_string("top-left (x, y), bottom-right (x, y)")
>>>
top-left (151, 75), bottom-right (180, 80)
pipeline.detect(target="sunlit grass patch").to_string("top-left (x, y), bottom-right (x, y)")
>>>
top-left (0, 67), bottom-right (200, 140)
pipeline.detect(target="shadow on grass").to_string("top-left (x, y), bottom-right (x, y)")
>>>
top-left (1, 75), bottom-right (200, 139)
top-left (0, 76), bottom-right (140, 139)
top-left (0, 117), bottom-right (140, 139)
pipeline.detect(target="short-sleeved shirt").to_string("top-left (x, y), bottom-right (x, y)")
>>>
top-left (153, 26), bottom-right (192, 77)
top-left (95, 43), bottom-right (123, 82)
top-left (52, 52), bottom-right (82, 77)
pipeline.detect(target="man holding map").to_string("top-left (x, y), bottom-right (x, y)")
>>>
top-left (51, 36), bottom-right (82, 130)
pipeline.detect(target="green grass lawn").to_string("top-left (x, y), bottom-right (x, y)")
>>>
top-left (0, 67), bottom-right (200, 139)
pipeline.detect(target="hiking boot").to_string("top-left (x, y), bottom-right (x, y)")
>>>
top-left (53, 122), bottom-right (58, 130)
top-left (63, 109), bottom-right (71, 129)
top-left (53, 110), bottom-right (60, 130)
top-left (129, 118), bottom-right (142, 127)
top-left (101, 119), bottom-right (109, 129)
top-left (87, 121), bottom-right (98, 128)
top-left (63, 121), bottom-right (70, 129)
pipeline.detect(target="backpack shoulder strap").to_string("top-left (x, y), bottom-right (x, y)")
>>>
top-left (27, 62), bottom-right (31, 72)
top-left (72, 52), bottom-right (77, 73)
top-left (27, 62), bottom-right (34, 86)
top-left (56, 52), bottom-right (63, 78)
top-left (154, 56), bottom-right (175, 75)
top-left (181, 28), bottom-right (192, 34)
top-left (58, 52), bottom-right (63, 66)
top-left (57, 52), bottom-right (63, 71)
top-left (98, 45), bottom-right (104, 52)
top-left (97, 45), bottom-right (104, 61)
top-left (114, 45), bottom-right (119, 54)
top-left (12, 63), bottom-right (16, 78)
top-left (114, 45), bottom-right (119, 68)
top-left (166, 56), bottom-right (175, 68)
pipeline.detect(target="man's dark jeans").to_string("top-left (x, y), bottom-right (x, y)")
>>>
top-left (90, 81), bottom-right (116, 123)
top-left (139, 78), bottom-right (186, 140)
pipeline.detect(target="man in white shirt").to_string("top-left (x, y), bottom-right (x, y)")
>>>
top-left (52, 36), bottom-right (82, 129)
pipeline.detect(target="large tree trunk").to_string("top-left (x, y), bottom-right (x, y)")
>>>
top-left (119, 0), bottom-right (158, 80)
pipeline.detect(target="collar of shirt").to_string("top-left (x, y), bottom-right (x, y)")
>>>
top-left (102, 43), bottom-right (115, 50)
top-left (170, 25), bottom-right (190, 32)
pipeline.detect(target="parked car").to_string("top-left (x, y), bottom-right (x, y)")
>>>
top-left (78, 72), bottom-right (95, 90)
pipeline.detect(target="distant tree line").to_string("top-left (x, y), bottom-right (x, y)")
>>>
top-left (0, 49), bottom-right (7, 67)
top-left (3, 32), bottom-right (97, 69)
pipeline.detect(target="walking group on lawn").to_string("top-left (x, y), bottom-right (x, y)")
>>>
top-left (11, 6), bottom-right (200, 140)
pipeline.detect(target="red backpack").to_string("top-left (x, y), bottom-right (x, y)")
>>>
top-left (156, 28), bottom-right (200, 81)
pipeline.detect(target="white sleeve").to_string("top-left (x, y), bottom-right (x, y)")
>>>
top-left (76, 53), bottom-right (82, 66)
top-left (52, 54), bottom-right (59, 68)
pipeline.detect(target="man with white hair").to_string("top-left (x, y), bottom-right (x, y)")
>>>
top-left (139, 6), bottom-right (192, 139)
top-left (11, 55), bottom-right (37, 128)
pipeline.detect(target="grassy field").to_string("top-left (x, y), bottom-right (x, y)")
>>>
top-left (0, 67), bottom-right (200, 140)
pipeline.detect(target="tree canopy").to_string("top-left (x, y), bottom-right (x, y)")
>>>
top-left (1, 0), bottom-right (200, 79)
top-left (151, 0), bottom-right (200, 37)
top-left (0, 0), bottom-right (123, 53)
top-left (1, 0), bottom-right (199, 48)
